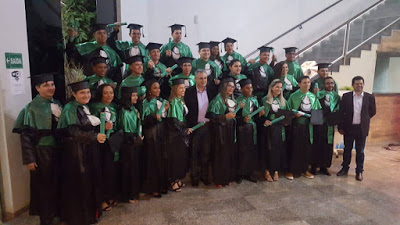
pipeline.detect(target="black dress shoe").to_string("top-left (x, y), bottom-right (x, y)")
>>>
top-left (336, 168), bottom-right (348, 176)
top-left (246, 176), bottom-right (258, 183)
top-left (310, 167), bottom-right (317, 175)
top-left (320, 168), bottom-right (331, 176)
top-left (356, 173), bottom-right (363, 181)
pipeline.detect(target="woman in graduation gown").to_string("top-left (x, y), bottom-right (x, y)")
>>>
top-left (166, 78), bottom-right (192, 192)
top-left (117, 86), bottom-right (143, 204)
top-left (209, 41), bottom-right (225, 71)
top-left (89, 84), bottom-right (119, 211)
top-left (206, 78), bottom-right (237, 187)
top-left (259, 79), bottom-right (288, 182)
top-left (141, 79), bottom-right (169, 198)
top-left (57, 80), bottom-right (106, 225)
top-left (286, 76), bottom-right (322, 179)
top-left (273, 61), bottom-right (298, 100)
top-left (13, 74), bottom-right (62, 225)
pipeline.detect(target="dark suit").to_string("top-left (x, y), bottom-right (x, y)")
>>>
top-left (184, 85), bottom-right (215, 183)
top-left (339, 91), bottom-right (376, 173)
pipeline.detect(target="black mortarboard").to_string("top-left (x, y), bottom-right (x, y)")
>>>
top-left (221, 77), bottom-right (235, 85)
top-left (197, 42), bottom-right (210, 50)
top-left (90, 57), bottom-right (107, 66)
top-left (127, 23), bottom-right (145, 37)
top-left (178, 57), bottom-right (194, 66)
top-left (69, 80), bottom-right (90, 92)
top-left (169, 24), bottom-right (187, 37)
top-left (88, 47), bottom-right (109, 59)
top-left (121, 86), bottom-right (137, 95)
top-left (276, 109), bottom-right (295, 126)
top-left (239, 79), bottom-right (252, 88)
top-left (171, 78), bottom-right (186, 86)
top-left (326, 111), bottom-right (343, 126)
top-left (310, 109), bottom-right (324, 125)
top-left (144, 78), bottom-right (159, 90)
top-left (209, 41), bottom-right (221, 48)
top-left (145, 42), bottom-right (163, 51)
top-left (91, 23), bottom-right (107, 33)
top-left (125, 55), bottom-right (144, 65)
top-left (317, 63), bottom-right (331, 70)
top-left (222, 37), bottom-right (238, 50)
top-left (31, 73), bottom-right (54, 86)
top-left (258, 46), bottom-right (274, 53)
top-left (284, 47), bottom-right (298, 54)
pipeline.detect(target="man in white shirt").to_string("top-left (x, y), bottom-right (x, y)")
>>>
top-left (337, 76), bottom-right (376, 181)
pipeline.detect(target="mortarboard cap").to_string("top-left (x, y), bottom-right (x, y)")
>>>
top-left (209, 41), bottom-right (221, 48)
top-left (127, 23), bottom-right (145, 37)
top-left (90, 57), bottom-right (107, 66)
top-left (197, 42), bottom-right (210, 50)
top-left (31, 73), bottom-right (54, 87)
top-left (125, 55), bottom-right (144, 65)
top-left (145, 42), bottom-right (163, 51)
top-left (91, 23), bottom-right (107, 33)
top-left (258, 46), bottom-right (274, 53)
top-left (171, 78), bottom-right (186, 86)
top-left (284, 47), bottom-right (298, 54)
top-left (69, 80), bottom-right (90, 92)
top-left (178, 57), bottom-right (194, 66)
top-left (169, 24), bottom-right (187, 37)
top-left (317, 63), bottom-right (331, 70)
top-left (239, 79), bottom-right (252, 88)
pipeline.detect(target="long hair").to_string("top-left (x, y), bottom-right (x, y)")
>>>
top-left (169, 84), bottom-right (185, 103)
top-left (145, 80), bottom-right (160, 101)
top-left (94, 83), bottom-right (115, 103)
top-left (265, 79), bottom-right (285, 107)
top-left (273, 61), bottom-right (288, 80)
top-left (219, 81), bottom-right (235, 103)
top-left (120, 90), bottom-right (134, 110)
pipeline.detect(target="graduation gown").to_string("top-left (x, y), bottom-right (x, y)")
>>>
top-left (84, 74), bottom-right (115, 100)
top-left (57, 100), bottom-right (103, 225)
top-left (281, 75), bottom-right (298, 100)
top-left (191, 58), bottom-right (222, 97)
top-left (221, 51), bottom-right (247, 74)
top-left (66, 39), bottom-right (123, 84)
top-left (247, 62), bottom-right (274, 101)
top-left (312, 90), bottom-right (340, 168)
top-left (160, 41), bottom-right (193, 74)
top-left (117, 106), bottom-right (142, 201)
top-left (210, 56), bottom-right (225, 72)
top-left (108, 30), bottom-right (149, 77)
top-left (89, 102), bottom-right (120, 201)
top-left (165, 98), bottom-right (190, 182)
top-left (13, 95), bottom-right (62, 225)
top-left (236, 95), bottom-right (259, 177)
top-left (287, 90), bottom-right (321, 175)
top-left (286, 60), bottom-right (304, 82)
top-left (141, 98), bottom-right (168, 193)
top-left (259, 97), bottom-right (288, 172)
top-left (206, 94), bottom-right (236, 185)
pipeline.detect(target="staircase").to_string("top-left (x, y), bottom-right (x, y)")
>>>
top-left (297, 0), bottom-right (400, 72)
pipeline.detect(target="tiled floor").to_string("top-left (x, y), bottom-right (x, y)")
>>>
top-left (6, 141), bottom-right (400, 225)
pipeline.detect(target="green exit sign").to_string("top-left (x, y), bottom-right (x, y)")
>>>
top-left (5, 53), bottom-right (23, 69)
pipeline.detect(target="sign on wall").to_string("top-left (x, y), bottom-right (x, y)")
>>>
top-left (5, 53), bottom-right (25, 95)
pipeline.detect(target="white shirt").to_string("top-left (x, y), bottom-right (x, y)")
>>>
top-left (352, 91), bottom-right (364, 124)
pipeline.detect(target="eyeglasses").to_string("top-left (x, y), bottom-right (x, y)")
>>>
top-left (227, 85), bottom-right (235, 89)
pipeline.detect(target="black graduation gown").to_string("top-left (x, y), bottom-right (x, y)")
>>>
top-left (14, 123), bottom-right (59, 225)
top-left (312, 99), bottom-right (334, 169)
top-left (58, 124), bottom-right (103, 225)
top-left (141, 114), bottom-right (168, 193)
top-left (259, 112), bottom-right (288, 173)
top-left (236, 109), bottom-right (258, 177)
top-left (206, 112), bottom-right (236, 185)
top-left (164, 118), bottom-right (189, 182)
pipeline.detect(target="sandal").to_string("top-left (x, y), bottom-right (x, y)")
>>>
top-left (102, 202), bottom-right (112, 212)
top-left (108, 200), bottom-right (118, 206)
top-left (177, 180), bottom-right (186, 187)
top-left (152, 192), bottom-right (162, 198)
top-left (170, 182), bottom-right (181, 192)
top-left (265, 170), bottom-right (273, 182)
top-left (129, 199), bottom-right (139, 204)
top-left (273, 171), bottom-right (279, 181)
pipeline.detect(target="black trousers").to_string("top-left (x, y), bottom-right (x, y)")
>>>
top-left (342, 125), bottom-right (366, 173)
top-left (189, 123), bottom-right (211, 182)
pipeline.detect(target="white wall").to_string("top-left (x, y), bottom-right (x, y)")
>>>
top-left (119, 0), bottom-right (378, 60)
top-left (0, 0), bottom-right (32, 217)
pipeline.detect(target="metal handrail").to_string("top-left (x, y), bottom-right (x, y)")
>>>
top-left (330, 15), bottom-right (400, 65)
top-left (243, 0), bottom-right (344, 58)
top-left (296, 0), bottom-right (386, 59)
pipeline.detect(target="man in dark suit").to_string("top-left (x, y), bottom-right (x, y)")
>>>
top-left (337, 76), bottom-right (376, 181)
top-left (184, 69), bottom-right (216, 186)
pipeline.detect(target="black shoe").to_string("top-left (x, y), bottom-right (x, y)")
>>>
top-left (236, 177), bottom-right (243, 184)
top-left (246, 176), bottom-right (258, 183)
top-left (152, 193), bottom-right (162, 198)
top-left (310, 167), bottom-right (317, 175)
top-left (191, 180), bottom-right (199, 187)
top-left (337, 168), bottom-right (348, 176)
top-left (320, 168), bottom-right (331, 176)
top-left (356, 173), bottom-right (363, 181)
top-left (200, 178), bottom-right (211, 186)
